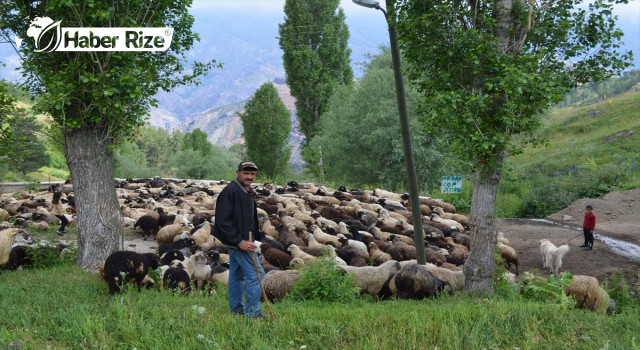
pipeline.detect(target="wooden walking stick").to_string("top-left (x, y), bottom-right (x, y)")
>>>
top-left (250, 250), bottom-right (276, 320)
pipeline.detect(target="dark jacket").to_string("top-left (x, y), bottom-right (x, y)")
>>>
top-left (213, 179), bottom-right (262, 246)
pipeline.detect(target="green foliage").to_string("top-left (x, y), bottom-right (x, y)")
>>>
top-left (240, 82), bottom-right (292, 179)
top-left (182, 128), bottom-right (213, 157)
top-left (114, 125), bottom-right (239, 180)
top-left (520, 272), bottom-right (575, 309)
top-left (559, 69), bottom-right (640, 107)
top-left (289, 256), bottom-right (359, 303)
top-left (308, 48), bottom-right (445, 191)
top-left (395, 0), bottom-right (632, 173)
top-left (0, 0), bottom-right (217, 140)
top-left (499, 91), bottom-right (640, 217)
top-left (0, 82), bottom-right (26, 174)
top-left (23, 243), bottom-right (78, 269)
top-left (603, 272), bottom-right (640, 313)
top-left (278, 0), bottom-right (353, 142)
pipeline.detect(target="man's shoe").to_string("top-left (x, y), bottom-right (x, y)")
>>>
top-left (583, 247), bottom-right (592, 251)
top-left (56, 231), bottom-right (66, 236)
top-left (248, 313), bottom-right (265, 319)
top-left (578, 244), bottom-right (588, 248)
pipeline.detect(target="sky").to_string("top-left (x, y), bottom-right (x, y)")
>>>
top-left (0, 0), bottom-right (638, 82)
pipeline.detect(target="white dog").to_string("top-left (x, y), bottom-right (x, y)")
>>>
top-left (539, 239), bottom-right (570, 276)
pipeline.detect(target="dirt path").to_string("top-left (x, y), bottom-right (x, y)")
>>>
top-left (497, 188), bottom-right (640, 288)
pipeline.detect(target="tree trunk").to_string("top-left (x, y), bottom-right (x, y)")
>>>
top-left (65, 126), bottom-right (123, 270)
top-left (463, 154), bottom-right (504, 295)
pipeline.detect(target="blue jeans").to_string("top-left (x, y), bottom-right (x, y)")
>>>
top-left (227, 247), bottom-right (265, 317)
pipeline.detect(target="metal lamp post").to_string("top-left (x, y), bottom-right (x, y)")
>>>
top-left (352, 0), bottom-right (426, 264)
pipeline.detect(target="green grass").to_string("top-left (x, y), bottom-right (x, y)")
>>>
top-left (495, 91), bottom-right (640, 217)
top-left (1, 264), bottom-right (639, 350)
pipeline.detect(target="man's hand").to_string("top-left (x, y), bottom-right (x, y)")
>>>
top-left (239, 240), bottom-right (257, 251)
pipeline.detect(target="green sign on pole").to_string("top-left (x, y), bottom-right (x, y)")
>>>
top-left (441, 176), bottom-right (462, 194)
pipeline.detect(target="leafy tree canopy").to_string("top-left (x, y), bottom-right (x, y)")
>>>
top-left (240, 82), bottom-right (292, 179)
top-left (309, 48), bottom-right (444, 191)
top-left (279, 0), bottom-right (353, 141)
top-left (395, 0), bottom-right (633, 171)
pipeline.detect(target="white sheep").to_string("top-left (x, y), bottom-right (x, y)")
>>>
top-left (286, 244), bottom-right (317, 263)
top-left (368, 242), bottom-right (392, 265)
top-left (337, 233), bottom-right (369, 259)
top-left (497, 242), bottom-right (519, 275)
top-left (338, 260), bottom-right (401, 300)
top-left (429, 213), bottom-right (464, 233)
top-left (263, 270), bottom-right (300, 302)
top-left (311, 225), bottom-right (341, 247)
top-left (564, 275), bottom-right (612, 314)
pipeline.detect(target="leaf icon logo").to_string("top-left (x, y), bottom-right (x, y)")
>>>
top-left (27, 17), bottom-right (62, 52)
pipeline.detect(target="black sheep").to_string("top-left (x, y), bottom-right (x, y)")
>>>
top-left (158, 238), bottom-right (196, 257)
top-left (391, 263), bottom-right (448, 299)
top-left (134, 215), bottom-right (159, 241)
top-left (102, 251), bottom-right (159, 295)
top-left (159, 249), bottom-right (185, 265)
top-left (156, 207), bottom-right (176, 227)
top-left (163, 265), bottom-right (191, 295)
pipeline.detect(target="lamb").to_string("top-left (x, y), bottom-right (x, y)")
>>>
top-left (338, 260), bottom-right (401, 300)
top-left (539, 239), bottom-right (570, 276)
top-left (102, 251), bottom-right (160, 295)
top-left (161, 265), bottom-right (192, 295)
top-left (497, 242), bottom-right (519, 275)
top-left (189, 252), bottom-right (212, 292)
top-left (133, 215), bottom-right (159, 241)
top-left (389, 263), bottom-right (449, 299)
top-left (564, 275), bottom-right (612, 314)
top-left (263, 269), bottom-right (300, 302)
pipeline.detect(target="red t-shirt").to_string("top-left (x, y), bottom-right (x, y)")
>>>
top-left (583, 211), bottom-right (596, 230)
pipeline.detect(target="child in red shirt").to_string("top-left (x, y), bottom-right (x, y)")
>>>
top-left (581, 204), bottom-right (596, 251)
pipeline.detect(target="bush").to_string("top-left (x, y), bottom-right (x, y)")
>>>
top-left (23, 243), bottom-right (77, 269)
top-left (520, 272), bottom-right (575, 309)
top-left (288, 256), bottom-right (359, 303)
top-left (603, 272), bottom-right (640, 313)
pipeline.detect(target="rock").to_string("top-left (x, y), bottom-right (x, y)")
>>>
top-left (562, 215), bottom-right (575, 221)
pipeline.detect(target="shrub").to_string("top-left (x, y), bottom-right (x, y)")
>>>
top-left (520, 272), bottom-right (575, 309)
top-left (288, 256), bottom-right (359, 303)
top-left (603, 272), bottom-right (640, 313)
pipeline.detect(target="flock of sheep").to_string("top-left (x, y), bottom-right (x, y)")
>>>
top-left (0, 177), bottom-right (613, 313)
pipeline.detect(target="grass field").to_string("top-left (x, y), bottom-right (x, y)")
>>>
top-left (1, 262), bottom-right (639, 350)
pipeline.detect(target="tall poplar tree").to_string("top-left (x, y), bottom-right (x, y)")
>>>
top-left (278, 0), bottom-right (353, 143)
top-left (240, 82), bottom-right (291, 178)
top-left (394, 0), bottom-right (632, 294)
top-left (0, 0), bottom-right (215, 270)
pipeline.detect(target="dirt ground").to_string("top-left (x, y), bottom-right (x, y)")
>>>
top-left (121, 189), bottom-right (640, 288)
top-left (497, 188), bottom-right (640, 288)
